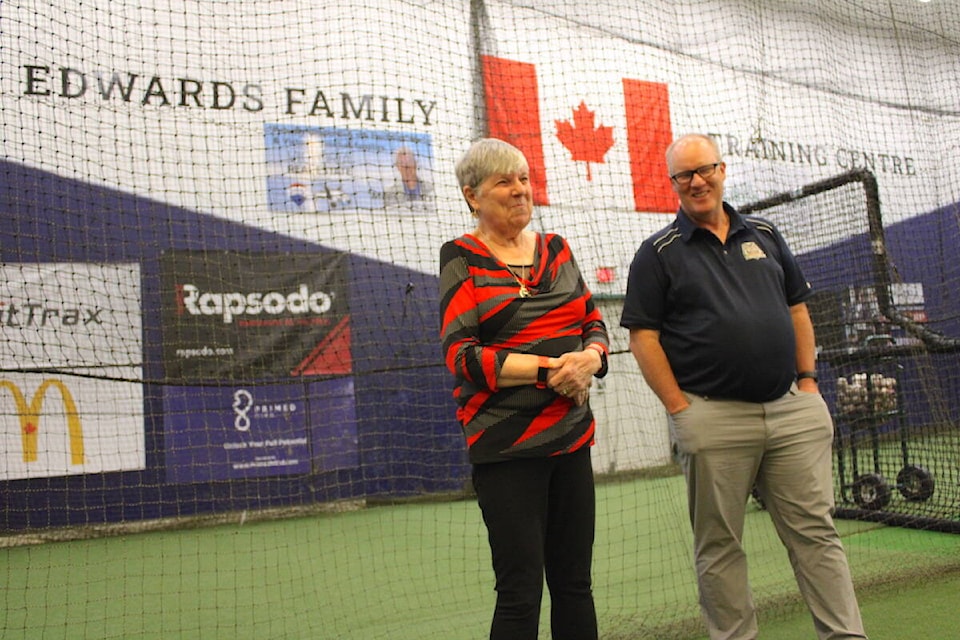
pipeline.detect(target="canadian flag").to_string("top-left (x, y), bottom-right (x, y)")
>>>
top-left (481, 55), bottom-right (676, 213)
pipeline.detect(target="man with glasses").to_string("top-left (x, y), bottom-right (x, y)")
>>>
top-left (620, 133), bottom-right (868, 640)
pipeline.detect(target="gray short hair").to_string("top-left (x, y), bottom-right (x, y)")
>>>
top-left (455, 138), bottom-right (529, 193)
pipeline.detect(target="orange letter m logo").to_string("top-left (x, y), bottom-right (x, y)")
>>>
top-left (1, 379), bottom-right (85, 465)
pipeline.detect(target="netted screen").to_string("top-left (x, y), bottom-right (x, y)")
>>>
top-left (742, 170), bottom-right (960, 529)
top-left (2, 1), bottom-right (959, 639)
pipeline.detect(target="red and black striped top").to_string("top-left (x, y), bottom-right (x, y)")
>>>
top-left (439, 232), bottom-right (609, 464)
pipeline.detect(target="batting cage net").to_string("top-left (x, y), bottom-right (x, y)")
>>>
top-left (741, 169), bottom-right (960, 530)
top-left (1, 1), bottom-right (959, 639)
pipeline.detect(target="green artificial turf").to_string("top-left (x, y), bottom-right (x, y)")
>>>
top-left (1, 475), bottom-right (957, 639)
top-left (713, 569), bottom-right (960, 640)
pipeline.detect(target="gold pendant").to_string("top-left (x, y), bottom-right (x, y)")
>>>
top-left (518, 282), bottom-right (531, 298)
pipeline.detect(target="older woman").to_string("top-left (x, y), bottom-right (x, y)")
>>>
top-left (439, 138), bottom-right (609, 640)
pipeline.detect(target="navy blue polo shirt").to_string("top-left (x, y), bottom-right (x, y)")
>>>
top-left (620, 203), bottom-right (812, 403)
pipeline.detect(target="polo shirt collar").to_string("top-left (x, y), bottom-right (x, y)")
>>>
top-left (676, 202), bottom-right (746, 242)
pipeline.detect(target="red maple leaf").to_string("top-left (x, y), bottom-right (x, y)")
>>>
top-left (555, 101), bottom-right (614, 181)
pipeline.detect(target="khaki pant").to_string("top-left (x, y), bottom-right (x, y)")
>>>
top-left (669, 385), bottom-right (868, 640)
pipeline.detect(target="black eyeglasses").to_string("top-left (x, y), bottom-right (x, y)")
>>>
top-left (670, 162), bottom-right (721, 186)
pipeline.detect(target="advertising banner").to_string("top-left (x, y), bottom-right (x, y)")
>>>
top-left (0, 262), bottom-right (145, 480)
top-left (161, 251), bottom-right (351, 382)
top-left (0, 372), bottom-right (145, 480)
top-left (160, 251), bottom-right (357, 483)
top-left (0, 262), bottom-right (143, 370)
top-left (162, 378), bottom-right (358, 483)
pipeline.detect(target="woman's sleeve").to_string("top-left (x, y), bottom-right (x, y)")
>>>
top-left (439, 240), bottom-right (501, 390)
top-left (580, 287), bottom-right (609, 353)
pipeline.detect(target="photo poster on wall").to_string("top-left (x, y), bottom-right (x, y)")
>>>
top-left (159, 250), bottom-right (358, 483)
top-left (264, 125), bottom-right (436, 214)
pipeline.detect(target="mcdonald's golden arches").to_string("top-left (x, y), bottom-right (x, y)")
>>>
top-left (0, 378), bottom-right (84, 465)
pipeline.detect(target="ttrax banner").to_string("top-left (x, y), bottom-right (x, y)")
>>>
top-left (161, 251), bottom-right (351, 382)
top-left (0, 262), bottom-right (143, 371)
top-left (162, 378), bottom-right (358, 483)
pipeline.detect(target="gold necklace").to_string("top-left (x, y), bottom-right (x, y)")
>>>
top-left (474, 230), bottom-right (535, 298)
top-left (507, 264), bottom-right (533, 298)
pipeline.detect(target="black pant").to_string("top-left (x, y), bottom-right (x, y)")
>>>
top-left (472, 447), bottom-right (598, 640)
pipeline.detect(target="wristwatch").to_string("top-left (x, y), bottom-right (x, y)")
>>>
top-left (796, 371), bottom-right (819, 383)
top-left (587, 345), bottom-right (609, 379)
top-left (536, 356), bottom-right (550, 389)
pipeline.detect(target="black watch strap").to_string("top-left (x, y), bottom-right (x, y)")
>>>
top-left (593, 350), bottom-right (608, 379)
top-left (536, 356), bottom-right (550, 389)
top-left (796, 371), bottom-right (818, 383)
